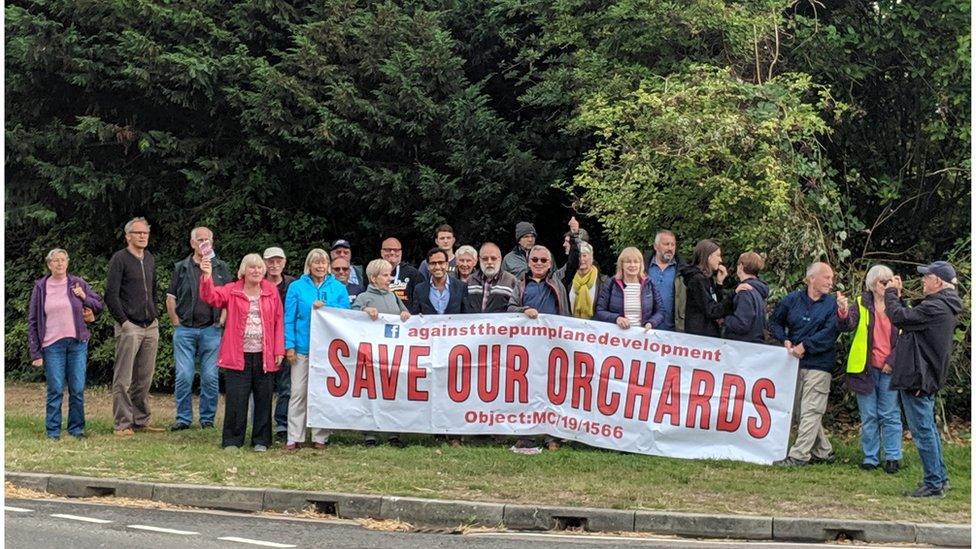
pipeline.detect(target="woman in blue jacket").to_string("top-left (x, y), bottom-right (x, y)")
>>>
top-left (595, 247), bottom-right (664, 330)
top-left (283, 248), bottom-right (350, 451)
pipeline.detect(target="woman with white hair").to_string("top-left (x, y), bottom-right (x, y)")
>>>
top-left (200, 254), bottom-right (284, 452)
top-left (836, 264), bottom-right (903, 474)
top-left (282, 248), bottom-right (351, 451)
top-left (27, 248), bottom-right (104, 439)
top-left (454, 245), bottom-right (478, 283)
top-left (353, 258), bottom-right (410, 446)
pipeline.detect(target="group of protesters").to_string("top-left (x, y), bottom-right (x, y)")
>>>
top-left (27, 215), bottom-right (962, 498)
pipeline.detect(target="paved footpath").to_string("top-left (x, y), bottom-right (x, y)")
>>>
top-left (5, 472), bottom-right (970, 547)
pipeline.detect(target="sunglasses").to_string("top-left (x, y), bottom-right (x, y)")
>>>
top-left (529, 257), bottom-right (549, 263)
top-left (332, 267), bottom-right (350, 272)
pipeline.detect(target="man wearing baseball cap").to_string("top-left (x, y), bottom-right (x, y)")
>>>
top-left (330, 239), bottom-right (365, 287)
top-left (263, 246), bottom-right (294, 442)
top-left (884, 260), bottom-right (963, 498)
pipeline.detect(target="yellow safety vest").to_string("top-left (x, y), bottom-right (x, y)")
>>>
top-left (846, 296), bottom-right (870, 374)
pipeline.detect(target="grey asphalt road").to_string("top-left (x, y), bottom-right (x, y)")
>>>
top-left (4, 498), bottom-right (920, 548)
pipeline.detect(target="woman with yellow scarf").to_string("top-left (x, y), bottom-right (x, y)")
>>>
top-left (569, 242), bottom-right (608, 319)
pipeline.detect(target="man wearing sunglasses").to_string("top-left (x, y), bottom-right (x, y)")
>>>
top-left (507, 245), bottom-right (570, 318)
top-left (331, 257), bottom-right (364, 306)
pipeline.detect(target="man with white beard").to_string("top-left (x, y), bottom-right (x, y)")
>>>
top-left (464, 242), bottom-right (519, 313)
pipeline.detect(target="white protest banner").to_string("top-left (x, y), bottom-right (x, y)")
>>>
top-left (307, 308), bottom-right (798, 464)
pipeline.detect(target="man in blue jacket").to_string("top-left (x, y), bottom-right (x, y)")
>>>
top-left (770, 262), bottom-right (840, 466)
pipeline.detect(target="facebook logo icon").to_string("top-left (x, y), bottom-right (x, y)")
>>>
top-left (384, 325), bottom-right (400, 338)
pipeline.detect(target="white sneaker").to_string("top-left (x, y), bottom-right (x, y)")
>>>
top-left (254, 445), bottom-right (268, 452)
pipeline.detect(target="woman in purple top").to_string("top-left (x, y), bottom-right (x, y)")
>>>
top-left (27, 248), bottom-right (104, 439)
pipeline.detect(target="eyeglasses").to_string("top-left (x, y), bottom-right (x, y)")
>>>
top-left (381, 248), bottom-right (401, 253)
top-left (332, 267), bottom-right (350, 272)
top-left (128, 231), bottom-right (150, 236)
top-left (529, 257), bottom-right (549, 263)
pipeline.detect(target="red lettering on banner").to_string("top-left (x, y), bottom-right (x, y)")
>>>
top-left (353, 343), bottom-right (377, 399)
top-left (748, 378), bottom-right (775, 438)
top-left (547, 348), bottom-right (569, 405)
top-left (624, 360), bottom-right (655, 421)
top-left (326, 340), bottom-right (350, 397)
top-left (531, 410), bottom-right (548, 424)
top-left (448, 345), bottom-right (471, 402)
top-left (653, 365), bottom-right (682, 426)
top-left (407, 346), bottom-right (430, 401)
top-left (717, 373), bottom-right (746, 432)
top-left (685, 369), bottom-right (715, 429)
top-left (597, 356), bottom-right (623, 416)
top-left (571, 351), bottom-right (595, 411)
top-left (477, 344), bottom-right (501, 403)
top-left (505, 345), bottom-right (529, 403)
top-left (377, 344), bottom-right (403, 400)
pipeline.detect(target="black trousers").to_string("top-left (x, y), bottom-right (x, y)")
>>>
top-left (223, 352), bottom-right (273, 448)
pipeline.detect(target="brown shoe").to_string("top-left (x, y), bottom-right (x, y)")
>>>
top-left (283, 442), bottom-right (299, 451)
top-left (312, 442), bottom-right (328, 450)
top-left (134, 425), bottom-right (165, 433)
top-left (114, 428), bottom-right (135, 437)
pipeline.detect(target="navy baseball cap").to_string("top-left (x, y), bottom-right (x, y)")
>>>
top-left (917, 261), bottom-right (957, 284)
top-left (331, 239), bottom-right (351, 251)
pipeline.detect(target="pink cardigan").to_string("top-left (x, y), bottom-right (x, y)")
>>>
top-left (199, 275), bottom-right (285, 373)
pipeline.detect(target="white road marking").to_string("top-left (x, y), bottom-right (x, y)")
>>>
top-left (218, 537), bottom-right (297, 547)
top-left (4, 506), bottom-right (34, 513)
top-left (128, 524), bottom-right (199, 535)
top-left (51, 513), bottom-right (112, 524)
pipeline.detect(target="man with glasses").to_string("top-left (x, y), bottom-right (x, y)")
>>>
top-left (380, 237), bottom-right (420, 309)
top-left (331, 257), bottom-right (364, 305)
top-left (507, 245), bottom-right (570, 318)
top-left (465, 242), bottom-right (519, 313)
top-left (105, 217), bottom-right (163, 436)
top-left (507, 245), bottom-right (569, 450)
top-left (885, 261), bottom-right (963, 498)
top-left (330, 239), bottom-right (365, 286)
top-left (410, 248), bottom-right (467, 315)
top-left (165, 227), bottom-right (232, 431)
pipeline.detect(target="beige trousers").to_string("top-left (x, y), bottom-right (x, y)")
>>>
top-left (112, 320), bottom-right (159, 430)
top-left (788, 368), bottom-right (834, 461)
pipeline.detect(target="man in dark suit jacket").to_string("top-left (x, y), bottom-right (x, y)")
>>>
top-left (410, 248), bottom-right (467, 315)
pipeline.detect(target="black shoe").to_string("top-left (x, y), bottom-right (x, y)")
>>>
top-left (364, 439), bottom-right (378, 448)
top-left (70, 433), bottom-right (87, 440)
top-left (170, 422), bottom-right (190, 432)
top-left (917, 480), bottom-right (950, 492)
top-left (276, 431), bottom-right (288, 443)
top-left (388, 437), bottom-right (404, 448)
top-left (200, 421), bottom-right (214, 429)
top-left (883, 460), bottom-right (900, 474)
top-left (859, 462), bottom-right (878, 471)
top-left (773, 457), bottom-right (810, 467)
top-left (810, 453), bottom-right (836, 465)
top-left (906, 484), bottom-right (945, 498)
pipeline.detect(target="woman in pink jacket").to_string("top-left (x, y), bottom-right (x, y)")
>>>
top-left (200, 253), bottom-right (285, 452)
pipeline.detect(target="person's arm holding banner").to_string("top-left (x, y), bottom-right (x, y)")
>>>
top-left (769, 294), bottom-right (794, 353)
top-left (283, 282), bottom-right (299, 366)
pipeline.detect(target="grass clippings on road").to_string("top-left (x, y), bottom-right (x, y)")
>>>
top-left (4, 382), bottom-right (970, 523)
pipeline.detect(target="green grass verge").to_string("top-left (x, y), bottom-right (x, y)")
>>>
top-left (4, 382), bottom-right (970, 523)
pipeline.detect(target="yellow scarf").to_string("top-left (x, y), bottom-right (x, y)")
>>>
top-left (572, 267), bottom-right (599, 319)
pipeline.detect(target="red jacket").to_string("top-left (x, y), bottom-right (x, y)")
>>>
top-left (199, 275), bottom-right (285, 373)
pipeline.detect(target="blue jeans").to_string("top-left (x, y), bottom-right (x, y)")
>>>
top-left (856, 368), bottom-right (903, 465)
top-left (173, 325), bottom-right (221, 425)
top-left (43, 338), bottom-right (88, 438)
top-left (273, 361), bottom-right (291, 433)
top-left (900, 391), bottom-right (949, 489)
